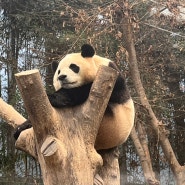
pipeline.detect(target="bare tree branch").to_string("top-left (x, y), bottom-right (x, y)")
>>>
top-left (130, 126), bottom-right (159, 185)
top-left (0, 98), bottom-right (26, 128)
top-left (0, 98), bottom-right (37, 158)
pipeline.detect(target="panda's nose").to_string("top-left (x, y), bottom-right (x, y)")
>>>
top-left (58, 75), bottom-right (67, 81)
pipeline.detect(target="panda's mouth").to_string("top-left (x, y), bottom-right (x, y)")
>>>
top-left (62, 81), bottom-right (78, 87)
top-left (63, 81), bottom-right (77, 85)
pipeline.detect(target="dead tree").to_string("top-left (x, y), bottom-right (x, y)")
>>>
top-left (0, 66), bottom-right (121, 185)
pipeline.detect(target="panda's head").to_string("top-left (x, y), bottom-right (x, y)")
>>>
top-left (52, 44), bottom-right (109, 91)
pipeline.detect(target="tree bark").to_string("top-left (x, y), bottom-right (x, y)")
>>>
top-left (0, 98), bottom-right (37, 158)
top-left (119, 2), bottom-right (185, 184)
top-left (0, 65), bottom-right (120, 185)
top-left (130, 125), bottom-right (159, 185)
top-left (98, 148), bottom-right (120, 185)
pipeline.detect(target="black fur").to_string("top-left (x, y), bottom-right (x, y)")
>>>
top-left (69, 64), bottom-right (80, 73)
top-left (14, 120), bottom-right (32, 140)
top-left (81, 44), bottom-right (95, 58)
top-left (48, 83), bottom-right (92, 107)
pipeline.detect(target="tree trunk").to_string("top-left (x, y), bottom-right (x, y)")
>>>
top-left (0, 65), bottom-right (121, 185)
top-left (119, 1), bottom-right (185, 184)
top-left (98, 148), bottom-right (120, 185)
top-left (130, 125), bottom-right (159, 185)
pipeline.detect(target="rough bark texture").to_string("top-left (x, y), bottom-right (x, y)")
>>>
top-left (0, 66), bottom-right (121, 185)
top-left (98, 148), bottom-right (120, 185)
top-left (119, 2), bottom-right (185, 184)
top-left (130, 126), bottom-right (159, 185)
top-left (0, 98), bottom-right (37, 158)
top-left (0, 98), bottom-right (26, 128)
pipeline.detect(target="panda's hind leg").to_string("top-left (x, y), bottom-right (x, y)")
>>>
top-left (14, 120), bottom-right (32, 140)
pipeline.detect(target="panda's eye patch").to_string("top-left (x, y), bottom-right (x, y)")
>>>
top-left (69, 64), bottom-right (79, 73)
top-left (58, 70), bottom-right (61, 75)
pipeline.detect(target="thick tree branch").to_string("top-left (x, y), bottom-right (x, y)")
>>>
top-left (0, 98), bottom-right (26, 128)
top-left (15, 69), bottom-right (57, 144)
top-left (0, 98), bottom-right (37, 158)
top-left (98, 148), bottom-right (120, 185)
top-left (16, 128), bottom-right (37, 158)
top-left (81, 66), bottom-right (119, 148)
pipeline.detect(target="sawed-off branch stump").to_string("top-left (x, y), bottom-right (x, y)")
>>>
top-left (15, 65), bottom-right (118, 185)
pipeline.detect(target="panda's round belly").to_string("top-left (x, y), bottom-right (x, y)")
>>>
top-left (95, 98), bottom-right (135, 150)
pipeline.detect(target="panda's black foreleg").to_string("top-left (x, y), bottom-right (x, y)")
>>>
top-left (47, 83), bottom-right (92, 108)
top-left (47, 89), bottom-right (72, 108)
top-left (14, 119), bottom-right (32, 140)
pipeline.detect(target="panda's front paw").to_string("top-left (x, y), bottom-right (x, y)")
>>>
top-left (14, 126), bottom-right (22, 140)
top-left (48, 92), bottom-right (72, 108)
top-left (14, 120), bottom-right (32, 140)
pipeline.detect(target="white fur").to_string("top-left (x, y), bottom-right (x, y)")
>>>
top-left (95, 99), bottom-right (135, 150)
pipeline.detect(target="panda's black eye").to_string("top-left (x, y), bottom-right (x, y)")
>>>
top-left (58, 70), bottom-right (60, 75)
top-left (69, 64), bottom-right (79, 73)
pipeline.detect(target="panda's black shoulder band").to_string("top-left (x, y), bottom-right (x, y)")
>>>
top-left (81, 44), bottom-right (95, 58)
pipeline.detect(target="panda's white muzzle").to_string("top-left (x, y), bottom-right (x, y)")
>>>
top-left (58, 75), bottom-right (78, 89)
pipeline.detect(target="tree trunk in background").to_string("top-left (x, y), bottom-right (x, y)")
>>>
top-left (98, 148), bottom-right (120, 185)
top-left (119, 144), bottom-right (128, 185)
top-left (130, 126), bottom-right (159, 185)
top-left (117, 1), bottom-right (185, 184)
top-left (166, 70), bottom-right (185, 166)
top-left (6, 20), bottom-right (19, 174)
top-left (0, 71), bottom-right (1, 97)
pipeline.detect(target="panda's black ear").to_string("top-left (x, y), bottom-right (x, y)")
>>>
top-left (51, 61), bottom-right (59, 72)
top-left (81, 44), bottom-right (95, 58)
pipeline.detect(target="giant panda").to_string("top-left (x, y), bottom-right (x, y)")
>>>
top-left (14, 44), bottom-right (135, 150)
